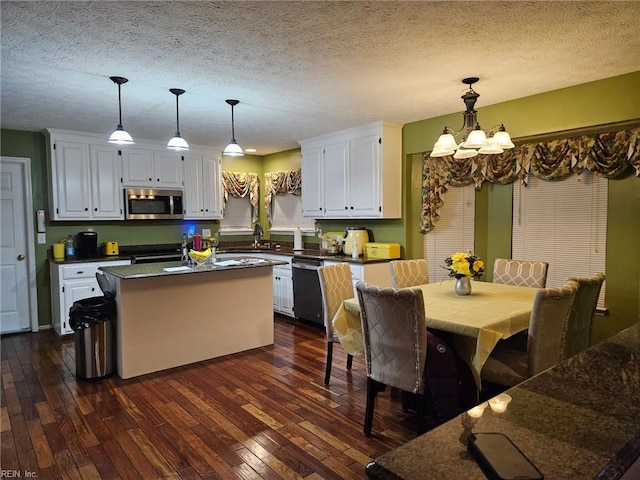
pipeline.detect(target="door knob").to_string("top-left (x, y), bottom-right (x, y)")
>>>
top-left (17, 254), bottom-right (25, 261)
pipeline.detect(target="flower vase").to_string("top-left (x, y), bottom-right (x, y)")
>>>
top-left (455, 277), bottom-right (472, 295)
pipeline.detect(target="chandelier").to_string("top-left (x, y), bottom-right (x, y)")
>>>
top-left (430, 77), bottom-right (514, 159)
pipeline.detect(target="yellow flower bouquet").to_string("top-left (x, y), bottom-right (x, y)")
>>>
top-left (443, 251), bottom-right (485, 279)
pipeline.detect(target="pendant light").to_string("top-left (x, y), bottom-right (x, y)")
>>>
top-left (166, 88), bottom-right (189, 151)
top-left (108, 76), bottom-right (134, 145)
top-left (223, 99), bottom-right (244, 157)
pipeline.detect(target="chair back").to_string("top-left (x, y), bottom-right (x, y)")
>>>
top-left (527, 280), bottom-right (578, 376)
top-left (562, 273), bottom-right (605, 359)
top-left (389, 259), bottom-right (429, 288)
top-left (317, 263), bottom-right (354, 340)
top-left (493, 258), bottom-right (549, 288)
top-left (356, 282), bottom-right (427, 394)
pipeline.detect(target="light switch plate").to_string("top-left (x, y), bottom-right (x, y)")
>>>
top-left (202, 228), bottom-right (211, 237)
top-left (37, 233), bottom-right (46, 244)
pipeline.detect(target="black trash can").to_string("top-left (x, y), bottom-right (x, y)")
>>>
top-left (69, 275), bottom-right (116, 380)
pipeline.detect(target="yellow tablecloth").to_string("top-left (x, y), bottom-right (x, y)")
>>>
top-left (332, 281), bottom-right (539, 388)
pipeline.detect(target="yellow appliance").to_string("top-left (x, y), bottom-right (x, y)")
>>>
top-left (104, 241), bottom-right (119, 256)
top-left (364, 242), bottom-right (401, 259)
top-left (343, 227), bottom-right (369, 256)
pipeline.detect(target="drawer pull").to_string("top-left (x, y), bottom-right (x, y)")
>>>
top-left (76, 271), bottom-right (84, 275)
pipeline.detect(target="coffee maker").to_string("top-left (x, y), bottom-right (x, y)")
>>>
top-left (76, 231), bottom-right (98, 258)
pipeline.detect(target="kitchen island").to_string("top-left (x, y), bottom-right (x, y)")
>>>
top-left (100, 258), bottom-right (285, 379)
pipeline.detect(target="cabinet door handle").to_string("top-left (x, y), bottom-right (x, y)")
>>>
top-left (94, 208), bottom-right (98, 211)
top-left (157, 178), bottom-right (160, 182)
top-left (91, 287), bottom-right (95, 292)
top-left (84, 207), bottom-right (89, 211)
top-left (344, 206), bottom-right (348, 210)
top-left (149, 177), bottom-right (153, 181)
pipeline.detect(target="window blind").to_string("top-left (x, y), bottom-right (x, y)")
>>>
top-left (424, 185), bottom-right (476, 284)
top-left (220, 196), bottom-right (253, 232)
top-left (512, 173), bottom-right (607, 309)
top-left (270, 193), bottom-right (315, 232)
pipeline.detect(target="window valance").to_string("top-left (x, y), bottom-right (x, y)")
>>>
top-left (264, 169), bottom-right (302, 221)
top-left (420, 126), bottom-right (640, 233)
top-left (221, 171), bottom-right (260, 221)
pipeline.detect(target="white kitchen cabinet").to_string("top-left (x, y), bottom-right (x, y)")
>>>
top-left (268, 255), bottom-right (294, 316)
top-left (183, 152), bottom-right (223, 219)
top-left (50, 259), bottom-right (130, 335)
top-left (121, 147), bottom-right (183, 188)
top-left (322, 260), bottom-right (392, 296)
top-left (45, 129), bottom-right (123, 221)
top-left (299, 121), bottom-right (402, 219)
top-left (300, 144), bottom-right (325, 217)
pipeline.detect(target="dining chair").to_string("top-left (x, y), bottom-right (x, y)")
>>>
top-left (317, 263), bottom-right (354, 386)
top-left (389, 259), bottom-right (429, 288)
top-left (356, 282), bottom-right (430, 436)
top-left (493, 258), bottom-right (549, 288)
top-left (562, 273), bottom-right (605, 359)
top-left (481, 280), bottom-right (578, 387)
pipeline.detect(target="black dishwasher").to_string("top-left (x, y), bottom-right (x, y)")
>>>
top-left (291, 257), bottom-right (323, 325)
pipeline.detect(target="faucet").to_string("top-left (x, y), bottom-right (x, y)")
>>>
top-left (252, 222), bottom-right (264, 248)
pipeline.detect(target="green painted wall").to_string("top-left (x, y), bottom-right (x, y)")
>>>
top-left (403, 71), bottom-right (640, 342)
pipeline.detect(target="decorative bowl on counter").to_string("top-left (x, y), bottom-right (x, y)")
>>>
top-left (188, 249), bottom-right (212, 266)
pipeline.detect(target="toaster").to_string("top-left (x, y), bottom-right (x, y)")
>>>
top-left (104, 241), bottom-right (119, 256)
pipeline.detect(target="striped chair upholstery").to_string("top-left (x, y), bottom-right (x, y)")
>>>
top-left (493, 258), bottom-right (549, 288)
top-left (481, 281), bottom-right (578, 387)
top-left (317, 263), bottom-right (354, 385)
top-left (562, 273), bottom-right (605, 359)
top-left (389, 259), bottom-right (429, 288)
top-left (356, 282), bottom-right (429, 436)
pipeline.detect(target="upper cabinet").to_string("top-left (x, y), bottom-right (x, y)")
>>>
top-left (121, 147), bottom-right (183, 188)
top-left (299, 121), bottom-right (402, 219)
top-left (183, 152), bottom-right (223, 219)
top-left (46, 129), bottom-right (224, 222)
top-left (46, 129), bottom-right (123, 221)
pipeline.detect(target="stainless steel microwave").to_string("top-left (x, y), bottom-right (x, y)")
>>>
top-left (124, 188), bottom-right (184, 220)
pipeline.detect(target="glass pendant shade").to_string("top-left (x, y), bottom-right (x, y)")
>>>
top-left (493, 127), bottom-right (515, 149)
top-left (108, 125), bottom-right (134, 145)
top-left (478, 136), bottom-right (504, 155)
top-left (223, 140), bottom-right (244, 157)
top-left (463, 128), bottom-right (487, 149)
top-left (435, 132), bottom-right (458, 150)
top-left (223, 99), bottom-right (243, 156)
top-left (167, 132), bottom-right (189, 151)
top-left (108, 76), bottom-right (134, 145)
top-left (453, 145), bottom-right (478, 159)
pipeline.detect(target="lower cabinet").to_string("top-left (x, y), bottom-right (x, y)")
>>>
top-left (50, 259), bottom-right (131, 335)
top-left (265, 254), bottom-right (294, 317)
top-left (322, 260), bottom-right (392, 296)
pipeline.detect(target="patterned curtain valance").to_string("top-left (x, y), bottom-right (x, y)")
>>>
top-left (420, 126), bottom-right (640, 233)
top-left (221, 171), bottom-right (260, 221)
top-left (264, 169), bottom-right (302, 221)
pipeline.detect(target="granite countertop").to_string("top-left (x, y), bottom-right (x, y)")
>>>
top-left (49, 246), bottom-right (396, 265)
top-left (366, 322), bottom-right (640, 480)
top-left (99, 258), bottom-right (287, 280)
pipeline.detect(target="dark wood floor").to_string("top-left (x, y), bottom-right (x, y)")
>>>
top-left (1, 314), bottom-right (429, 479)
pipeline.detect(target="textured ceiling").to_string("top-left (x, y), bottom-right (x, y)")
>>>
top-left (2, 1), bottom-right (639, 155)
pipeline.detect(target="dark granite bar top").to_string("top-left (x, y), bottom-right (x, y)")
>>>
top-left (99, 258), bottom-right (286, 280)
top-left (367, 322), bottom-right (640, 480)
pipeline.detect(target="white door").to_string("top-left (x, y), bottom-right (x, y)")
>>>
top-left (1, 157), bottom-right (38, 333)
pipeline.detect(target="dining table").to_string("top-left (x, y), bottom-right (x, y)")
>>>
top-left (332, 280), bottom-right (540, 388)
